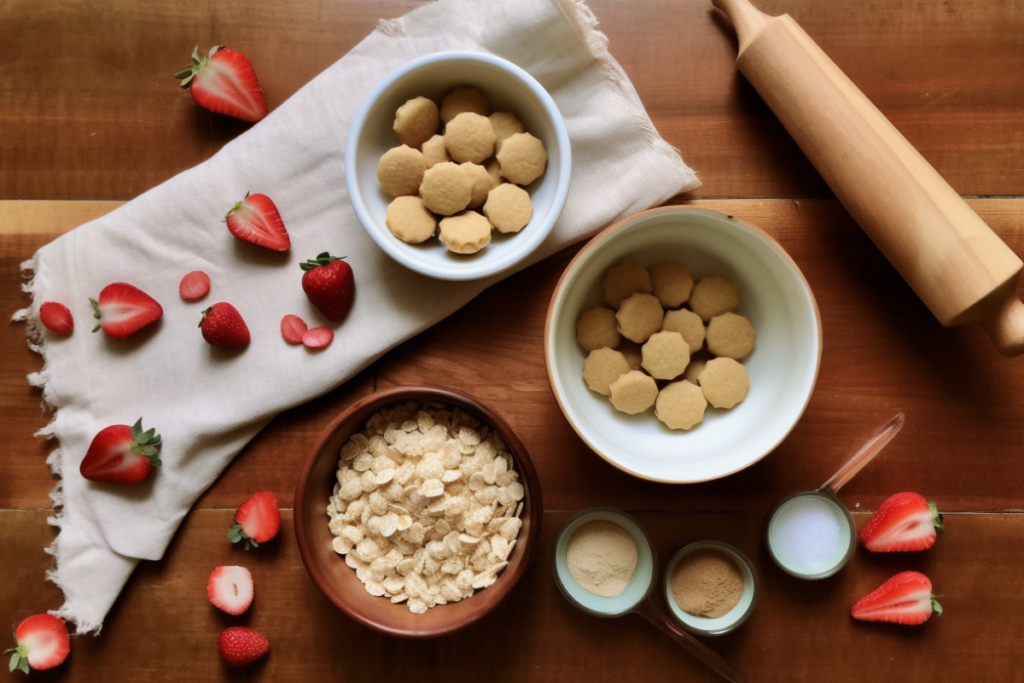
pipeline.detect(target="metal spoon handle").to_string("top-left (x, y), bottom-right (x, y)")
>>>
top-left (821, 412), bottom-right (905, 494)
top-left (634, 597), bottom-right (745, 683)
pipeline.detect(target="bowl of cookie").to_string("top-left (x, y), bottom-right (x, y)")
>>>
top-left (544, 206), bottom-right (821, 483)
top-left (294, 387), bottom-right (543, 637)
top-left (346, 51), bottom-right (572, 281)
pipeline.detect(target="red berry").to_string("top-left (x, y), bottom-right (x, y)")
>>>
top-left (200, 303), bottom-right (250, 349)
top-left (229, 491), bottom-right (280, 549)
top-left (79, 418), bottom-right (162, 485)
top-left (225, 193), bottom-right (291, 251)
top-left (174, 46), bottom-right (267, 123)
top-left (851, 571), bottom-right (942, 625)
top-left (207, 566), bottom-right (254, 616)
top-left (217, 626), bottom-right (268, 667)
top-left (302, 326), bottom-right (334, 349)
top-left (8, 614), bottom-right (70, 673)
top-left (300, 253), bottom-right (354, 322)
top-left (179, 271), bottom-right (211, 301)
top-left (280, 314), bottom-right (308, 345)
top-left (39, 301), bottom-right (74, 334)
top-left (859, 492), bottom-right (943, 552)
top-left (90, 283), bottom-right (163, 338)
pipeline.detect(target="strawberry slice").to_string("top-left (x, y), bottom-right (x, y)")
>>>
top-left (302, 326), bottom-right (334, 349)
top-left (207, 566), bottom-right (254, 616)
top-left (859, 492), bottom-right (943, 552)
top-left (217, 626), bottom-right (269, 667)
top-left (79, 418), bottom-right (162, 485)
top-left (225, 193), bottom-right (291, 251)
top-left (280, 314), bottom-right (308, 345)
top-left (229, 492), bottom-right (280, 550)
top-left (6, 614), bottom-right (70, 673)
top-left (179, 270), bottom-right (211, 302)
top-left (39, 301), bottom-right (74, 334)
top-left (90, 282), bottom-right (163, 338)
top-left (851, 571), bottom-right (942, 625)
top-left (174, 46), bottom-right (267, 123)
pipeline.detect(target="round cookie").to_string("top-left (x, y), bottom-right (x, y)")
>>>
top-left (689, 275), bottom-right (739, 322)
top-left (649, 261), bottom-right (694, 308)
top-left (655, 381), bottom-right (707, 430)
top-left (444, 112), bottom-right (496, 164)
top-left (438, 211), bottom-right (492, 255)
top-left (615, 293), bottom-right (663, 343)
top-left (706, 312), bottom-right (756, 359)
top-left (575, 307), bottom-right (621, 351)
top-left (377, 145), bottom-right (427, 197)
top-left (641, 331), bottom-right (691, 380)
top-left (698, 357), bottom-right (749, 409)
top-left (385, 196), bottom-right (437, 244)
top-left (393, 96), bottom-right (440, 149)
top-left (608, 371), bottom-right (659, 415)
top-left (603, 262), bottom-right (652, 308)
top-left (496, 132), bottom-right (547, 185)
top-left (461, 162), bottom-right (492, 209)
top-left (582, 347), bottom-right (631, 396)
top-left (619, 340), bottom-right (643, 372)
top-left (421, 134), bottom-right (451, 168)
top-left (440, 86), bottom-right (489, 124)
top-left (419, 161), bottom-right (472, 216)
top-left (661, 308), bottom-right (706, 355)
top-left (483, 184), bottom-right (532, 234)
top-left (489, 111), bottom-right (525, 152)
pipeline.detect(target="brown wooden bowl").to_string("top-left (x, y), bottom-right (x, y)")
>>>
top-left (294, 386), bottom-right (543, 638)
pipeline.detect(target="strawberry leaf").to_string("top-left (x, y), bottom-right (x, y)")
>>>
top-left (932, 597), bottom-right (943, 616)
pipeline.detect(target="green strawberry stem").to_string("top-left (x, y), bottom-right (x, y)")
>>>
top-left (932, 596), bottom-right (943, 616)
top-left (130, 418), bottom-right (162, 466)
top-left (6, 645), bottom-right (29, 674)
top-left (300, 253), bottom-right (347, 271)
top-left (228, 524), bottom-right (258, 550)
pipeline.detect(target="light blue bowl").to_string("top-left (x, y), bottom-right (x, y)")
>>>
top-left (664, 541), bottom-right (759, 636)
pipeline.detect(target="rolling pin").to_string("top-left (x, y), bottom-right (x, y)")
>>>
top-left (713, 0), bottom-right (1024, 356)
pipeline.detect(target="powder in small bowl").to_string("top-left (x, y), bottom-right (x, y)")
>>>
top-left (566, 520), bottom-right (638, 598)
top-left (670, 548), bottom-right (744, 618)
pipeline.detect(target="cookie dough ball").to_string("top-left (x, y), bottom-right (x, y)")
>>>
top-left (609, 371), bottom-right (659, 415)
top-left (662, 308), bottom-right (706, 355)
top-left (616, 293), bottom-right (663, 344)
top-left (489, 111), bottom-right (525, 152)
top-left (438, 210), bottom-right (492, 255)
top-left (641, 331), bottom-right (691, 380)
top-left (706, 312), bottom-right (756, 359)
top-left (689, 275), bottom-right (739, 322)
top-left (681, 351), bottom-right (712, 385)
top-left (698, 357), bottom-right (749, 409)
top-left (444, 113), bottom-right (496, 164)
top-left (484, 158), bottom-right (504, 188)
top-left (461, 162), bottom-right (492, 209)
top-left (377, 145), bottom-right (427, 197)
top-left (393, 96), bottom-right (440, 149)
top-left (649, 261), bottom-right (694, 308)
top-left (619, 340), bottom-right (643, 371)
top-left (576, 307), bottom-right (621, 351)
top-left (421, 134), bottom-right (451, 168)
top-left (496, 132), bottom-right (547, 185)
top-left (386, 196), bottom-right (437, 244)
top-left (440, 86), bottom-right (489, 124)
top-left (419, 162), bottom-right (472, 216)
top-left (603, 263), bottom-right (652, 308)
top-left (582, 347), bottom-right (631, 396)
top-left (656, 381), bottom-right (707, 430)
top-left (483, 184), bottom-right (532, 234)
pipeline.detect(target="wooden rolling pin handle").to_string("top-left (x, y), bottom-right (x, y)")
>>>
top-left (979, 286), bottom-right (1024, 357)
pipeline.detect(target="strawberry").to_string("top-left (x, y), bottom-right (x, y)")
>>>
top-left (300, 253), bottom-right (354, 322)
top-left (200, 303), bottom-right (250, 349)
top-left (302, 326), bottom-right (334, 349)
top-left (851, 571), bottom-right (942, 625)
top-left (229, 491), bottom-right (280, 550)
top-left (79, 418), bottom-right (162, 485)
top-left (207, 566), bottom-right (254, 616)
top-left (90, 282), bottom-right (163, 338)
top-left (179, 270), bottom-right (211, 301)
top-left (217, 626), bottom-right (269, 667)
top-left (225, 193), bottom-right (291, 251)
top-left (6, 614), bottom-right (70, 673)
top-left (39, 301), bottom-right (74, 334)
top-left (280, 314), bottom-right (308, 345)
top-left (174, 46), bottom-right (267, 123)
top-left (860, 492), bottom-right (943, 552)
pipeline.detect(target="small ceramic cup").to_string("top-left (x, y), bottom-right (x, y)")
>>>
top-left (765, 490), bottom-right (857, 580)
top-left (663, 541), bottom-right (759, 636)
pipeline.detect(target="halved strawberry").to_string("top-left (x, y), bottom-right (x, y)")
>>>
top-left (860, 492), bottom-right (943, 552)
top-left (851, 571), bottom-right (942, 625)
top-left (6, 614), bottom-right (70, 673)
top-left (175, 46), bottom-right (267, 123)
top-left (225, 193), bottom-right (290, 251)
top-left (302, 326), bottom-right (334, 349)
top-left (179, 270), bottom-right (211, 302)
top-left (229, 492), bottom-right (280, 550)
top-left (91, 283), bottom-right (163, 338)
top-left (207, 566), bottom-right (254, 616)
top-left (217, 626), bottom-right (269, 667)
top-left (79, 418), bottom-right (162, 485)
top-left (280, 314), bottom-right (308, 345)
top-left (39, 301), bottom-right (74, 334)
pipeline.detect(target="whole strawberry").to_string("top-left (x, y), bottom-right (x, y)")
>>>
top-left (39, 301), bottom-right (74, 334)
top-left (217, 626), bottom-right (268, 667)
top-left (80, 418), bottom-right (162, 484)
top-left (300, 253), bottom-right (354, 322)
top-left (200, 303), bottom-right (250, 348)
top-left (859, 492), bottom-right (943, 552)
top-left (174, 46), bottom-right (267, 123)
top-left (6, 614), bottom-right (70, 673)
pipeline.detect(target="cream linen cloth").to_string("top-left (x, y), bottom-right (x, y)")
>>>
top-left (15, 0), bottom-right (698, 634)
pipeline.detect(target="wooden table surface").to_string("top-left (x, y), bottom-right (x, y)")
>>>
top-left (3, 0), bottom-right (1024, 680)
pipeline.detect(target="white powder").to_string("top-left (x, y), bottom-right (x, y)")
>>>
top-left (771, 496), bottom-right (840, 570)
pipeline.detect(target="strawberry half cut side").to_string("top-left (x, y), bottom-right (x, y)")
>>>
top-left (175, 46), bottom-right (267, 123)
top-left (6, 614), bottom-right (70, 673)
top-left (207, 566), bottom-right (254, 616)
top-left (90, 282), bottom-right (163, 338)
top-left (79, 418), bottom-right (162, 485)
top-left (225, 193), bottom-right (291, 251)
top-left (851, 571), bottom-right (942, 625)
top-left (229, 491), bottom-right (280, 550)
top-left (859, 492), bottom-right (944, 552)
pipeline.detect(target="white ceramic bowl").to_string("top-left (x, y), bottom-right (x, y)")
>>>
top-left (544, 206), bottom-right (821, 483)
top-left (346, 51), bottom-right (571, 281)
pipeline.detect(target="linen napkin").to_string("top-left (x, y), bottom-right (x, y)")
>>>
top-left (15, 0), bottom-right (699, 634)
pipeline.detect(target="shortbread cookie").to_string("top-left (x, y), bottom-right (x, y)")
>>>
top-left (489, 111), bottom-right (526, 152)
top-left (689, 275), bottom-right (739, 322)
top-left (603, 263), bottom-right (652, 308)
top-left (445, 112), bottom-right (497, 164)
top-left (385, 196), bottom-right (437, 244)
top-left (582, 347), bottom-right (631, 396)
top-left (421, 134), bottom-right (451, 168)
top-left (484, 158), bottom-right (503, 188)
top-left (438, 210), bottom-right (492, 255)
top-left (649, 261), bottom-right (694, 308)
top-left (575, 306), bottom-right (621, 351)
top-left (483, 184), bottom-right (532, 234)
top-left (706, 312), bottom-right (756, 359)
top-left (698, 357), bottom-right (749, 409)
top-left (440, 86), bottom-right (490, 124)
top-left (609, 371), bottom-right (659, 415)
top-left (461, 162), bottom-right (492, 209)
top-left (377, 145), bottom-right (427, 197)
top-left (496, 132), bottom-right (547, 185)
top-left (661, 308), bottom-right (706, 355)
top-left (655, 381), bottom-right (707, 430)
top-left (619, 340), bottom-right (643, 371)
top-left (641, 331), bottom-right (691, 380)
top-left (616, 293), bottom-right (664, 344)
top-left (393, 96), bottom-right (440, 149)
top-left (419, 161), bottom-right (473, 216)
top-left (681, 351), bottom-right (712, 385)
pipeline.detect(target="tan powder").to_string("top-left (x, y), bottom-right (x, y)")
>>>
top-left (566, 520), bottom-right (638, 598)
top-left (670, 548), bottom-right (744, 618)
